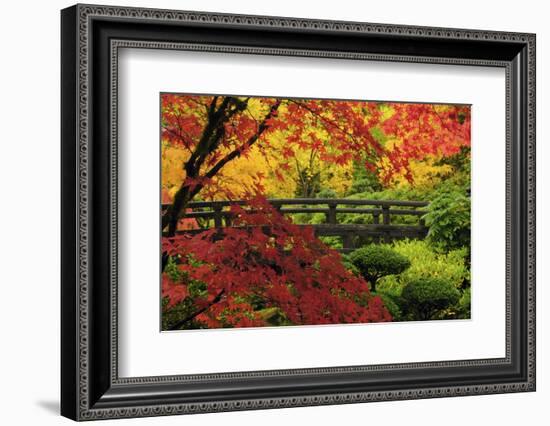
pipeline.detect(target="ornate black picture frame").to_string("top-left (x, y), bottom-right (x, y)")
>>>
top-left (61, 4), bottom-right (536, 421)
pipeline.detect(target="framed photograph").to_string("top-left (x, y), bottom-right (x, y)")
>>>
top-left (61, 4), bottom-right (536, 421)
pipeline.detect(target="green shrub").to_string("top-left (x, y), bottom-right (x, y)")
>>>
top-left (433, 146), bottom-right (471, 190)
top-left (254, 307), bottom-right (293, 326)
top-left (318, 236), bottom-right (343, 250)
top-left (349, 245), bottom-right (411, 292)
top-left (346, 186), bottom-right (431, 203)
top-left (164, 255), bottom-right (182, 281)
top-left (423, 188), bottom-right (470, 251)
top-left (378, 240), bottom-right (469, 289)
top-left (377, 291), bottom-right (403, 321)
top-left (316, 188), bottom-right (337, 199)
top-left (347, 162), bottom-right (383, 195)
top-left (290, 211), bottom-right (326, 225)
top-left (456, 287), bottom-right (471, 319)
top-left (340, 254), bottom-right (360, 276)
top-left (348, 176), bottom-right (382, 195)
top-left (401, 277), bottom-right (461, 321)
top-left (375, 240), bottom-right (470, 322)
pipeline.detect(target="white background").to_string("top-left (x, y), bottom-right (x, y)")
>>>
top-left (119, 49), bottom-right (505, 377)
top-left (0, 0), bottom-right (547, 425)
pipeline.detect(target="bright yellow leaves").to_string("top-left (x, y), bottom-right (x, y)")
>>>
top-left (161, 127), bottom-right (355, 201)
top-left (161, 98), bottom-right (470, 202)
top-left (161, 140), bottom-right (188, 199)
top-left (382, 156), bottom-right (453, 189)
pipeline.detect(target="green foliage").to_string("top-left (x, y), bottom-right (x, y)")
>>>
top-left (255, 307), bottom-right (293, 326)
top-left (384, 186), bottom-right (431, 201)
top-left (316, 188), bottom-right (337, 199)
top-left (341, 187), bottom-right (430, 227)
top-left (421, 148), bottom-right (471, 252)
top-left (318, 236), bottom-right (343, 250)
top-left (457, 287), bottom-right (471, 318)
top-left (377, 291), bottom-right (403, 321)
top-left (374, 240), bottom-right (470, 321)
top-left (162, 296), bottom-right (207, 330)
top-left (349, 245), bottom-right (411, 291)
top-left (423, 188), bottom-right (470, 251)
top-left (436, 286), bottom-right (471, 320)
top-left (436, 146), bottom-right (470, 170)
top-left (401, 277), bottom-right (461, 321)
top-left (162, 255), bottom-right (211, 330)
top-left (290, 211), bottom-right (326, 225)
top-left (347, 186), bottom-right (431, 203)
top-left (340, 254), bottom-right (360, 276)
top-left (433, 146), bottom-right (471, 189)
top-left (164, 255), bottom-right (182, 281)
top-left (378, 240), bottom-right (469, 289)
top-left (347, 161), bottom-right (383, 195)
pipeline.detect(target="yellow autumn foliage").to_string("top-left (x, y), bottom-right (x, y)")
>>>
top-left (162, 100), bottom-right (454, 200)
top-left (161, 140), bottom-right (188, 198)
top-left (378, 152), bottom-right (452, 189)
top-left (161, 127), bottom-right (354, 201)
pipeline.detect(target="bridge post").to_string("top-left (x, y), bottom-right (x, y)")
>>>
top-left (213, 205), bottom-right (223, 228)
top-left (382, 205), bottom-right (391, 243)
top-left (342, 234), bottom-right (355, 251)
top-left (271, 202), bottom-right (282, 213)
top-left (327, 202), bottom-right (337, 224)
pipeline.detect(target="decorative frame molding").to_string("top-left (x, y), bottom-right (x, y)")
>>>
top-left (61, 4), bottom-right (535, 421)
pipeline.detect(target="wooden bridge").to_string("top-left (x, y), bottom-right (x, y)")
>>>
top-left (162, 198), bottom-right (429, 252)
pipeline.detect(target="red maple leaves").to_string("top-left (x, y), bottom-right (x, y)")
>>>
top-left (161, 95), bottom-right (471, 194)
top-left (162, 274), bottom-right (188, 309)
top-left (160, 94), bottom-right (471, 328)
top-left (380, 103), bottom-right (471, 182)
top-left (162, 195), bottom-right (392, 328)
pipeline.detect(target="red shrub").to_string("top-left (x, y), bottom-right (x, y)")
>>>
top-left (162, 195), bottom-right (392, 328)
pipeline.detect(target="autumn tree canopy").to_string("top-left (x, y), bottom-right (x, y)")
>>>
top-left (161, 94), bottom-right (470, 236)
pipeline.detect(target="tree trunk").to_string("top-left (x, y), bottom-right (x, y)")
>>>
top-left (162, 99), bottom-right (281, 238)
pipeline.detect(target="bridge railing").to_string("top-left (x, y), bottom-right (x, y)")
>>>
top-left (162, 198), bottom-right (429, 250)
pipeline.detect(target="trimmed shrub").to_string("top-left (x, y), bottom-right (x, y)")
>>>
top-left (436, 287), bottom-right (471, 320)
top-left (401, 277), bottom-right (461, 321)
top-left (377, 292), bottom-right (403, 321)
top-left (340, 254), bottom-right (360, 276)
top-left (378, 239), bottom-right (469, 289)
top-left (349, 245), bottom-right (410, 292)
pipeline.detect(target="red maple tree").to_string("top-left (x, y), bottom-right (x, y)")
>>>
top-left (162, 195), bottom-right (392, 330)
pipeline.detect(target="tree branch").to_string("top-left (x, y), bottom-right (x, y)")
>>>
top-left (162, 97), bottom-right (248, 235)
top-left (204, 100), bottom-right (281, 180)
top-left (167, 289), bottom-right (226, 330)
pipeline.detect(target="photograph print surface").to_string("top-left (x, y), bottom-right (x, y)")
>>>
top-left (160, 94), bottom-right (471, 331)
